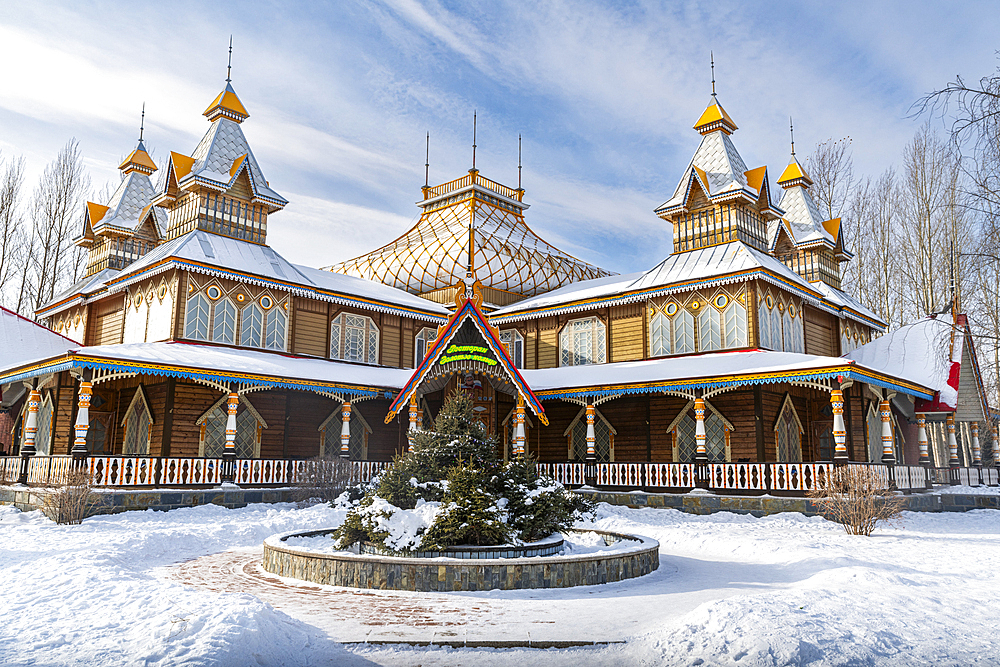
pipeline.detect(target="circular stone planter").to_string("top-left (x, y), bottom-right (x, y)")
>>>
top-left (262, 528), bottom-right (659, 591)
top-left (358, 532), bottom-right (564, 559)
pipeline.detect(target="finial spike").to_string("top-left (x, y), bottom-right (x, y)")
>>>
top-left (789, 116), bottom-right (795, 156)
top-left (472, 111), bottom-right (477, 170)
top-left (711, 51), bottom-right (716, 98)
top-left (518, 134), bottom-right (522, 189)
top-left (139, 102), bottom-right (145, 143)
top-left (226, 35), bottom-right (233, 83)
top-left (424, 132), bottom-right (430, 187)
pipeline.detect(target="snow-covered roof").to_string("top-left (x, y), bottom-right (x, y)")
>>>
top-left (809, 281), bottom-right (886, 329)
top-left (0, 341), bottom-right (414, 398)
top-left (36, 268), bottom-right (120, 318)
top-left (105, 230), bottom-right (448, 320)
top-left (522, 349), bottom-right (934, 401)
top-left (777, 183), bottom-right (835, 247)
top-left (0, 306), bottom-right (80, 376)
top-left (490, 241), bottom-right (825, 323)
top-left (91, 171), bottom-right (166, 237)
top-left (181, 115), bottom-right (286, 207)
top-left (845, 314), bottom-right (984, 416)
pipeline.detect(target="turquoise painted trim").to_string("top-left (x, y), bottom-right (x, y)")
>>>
top-left (0, 361), bottom-right (74, 385)
top-left (536, 368), bottom-right (933, 402)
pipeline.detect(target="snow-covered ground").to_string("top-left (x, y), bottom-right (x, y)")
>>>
top-left (1, 501), bottom-right (998, 666)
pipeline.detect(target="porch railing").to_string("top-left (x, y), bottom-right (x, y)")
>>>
top-left (3, 456), bottom-right (997, 495)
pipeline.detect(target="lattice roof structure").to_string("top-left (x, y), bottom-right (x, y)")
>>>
top-left (326, 169), bottom-right (612, 300)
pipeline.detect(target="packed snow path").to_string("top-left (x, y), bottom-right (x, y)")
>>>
top-left (1, 502), bottom-right (998, 666)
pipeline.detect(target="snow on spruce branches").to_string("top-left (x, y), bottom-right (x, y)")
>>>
top-left (333, 393), bottom-right (594, 551)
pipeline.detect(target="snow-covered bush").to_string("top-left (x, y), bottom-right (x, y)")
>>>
top-left (333, 393), bottom-right (594, 551)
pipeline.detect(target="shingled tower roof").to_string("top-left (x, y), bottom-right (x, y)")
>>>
top-left (326, 169), bottom-right (612, 302)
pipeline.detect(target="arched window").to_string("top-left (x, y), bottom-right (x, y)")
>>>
top-left (331, 313), bottom-right (380, 364)
top-left (414, 327), bottom-right (437, 366)
top-left (758, 301), bottom-right (771, 349)
top-left (240, 303), bottom-right (264, 347)
top-left (675, 309), bottom-right (695, 354)
top-left (213, 298), bottom-right (237, 344)
top-left (669, 400), bottom-right (731, 462)
top-left (770, 306), bottom-right (782, 351)
top-left (197, 395), bottom-right (266, 458)
top-left (184, 293), bottom-right (210, 340)
top-left (723, 301), bottom-right (747, 349)
top-left (775, 395), bottom-right (804, 462)
top-left (699, 306), bottom-right (722, 352)
top-left (122, 386), bottom-right (152, 456)
top-left (500, 330), bottom-right (524, 368)
top-left (650, 311), bottom-right (671, 357)
top-left (265, 308), bottom-right (286, 350)
top-left (564, 406), bottom-right (615, 462)
top-left (318, 405), bottom-right (371, 459)
top-left (782, 309), bottom-right (795, 352)
top-left (559, 317), bottom-right (606, 366)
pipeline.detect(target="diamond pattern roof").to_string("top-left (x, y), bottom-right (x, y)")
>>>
top-left (95, 172), bottom-right (166, 233)
top-left (327, 183), bottom-right (612, 297)
top-left (777, 181), bottom-right (835, 247)
top-left (185, 117), bottom-right (285, 204)
top-left (659, 130), bottom-right (754, 211)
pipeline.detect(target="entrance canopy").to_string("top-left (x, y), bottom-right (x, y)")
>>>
top-left (386, 281), bottom-right (547, 424)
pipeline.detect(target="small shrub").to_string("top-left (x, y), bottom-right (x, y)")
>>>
top-left (41, 468), bottom-right (95, 525)
top-left (292, 456), bottom-right (357, 505)
top-left (808, 465), bottom-right (905, 536)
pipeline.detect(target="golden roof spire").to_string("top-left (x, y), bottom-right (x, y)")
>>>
top-left (204, 37), bottom-right (249, 123)
top-left (777, 117), bottom-right (814, 188)
top-left (119, 104), bottom-right (157, 175)
top-left (693, 53), bottom-right (737, 135)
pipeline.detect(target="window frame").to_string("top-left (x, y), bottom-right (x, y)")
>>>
top-left (330, 312), bottom-right (380, 364)
top-left (121, 385), bottom-right (154, 457)
top-left (197, 394), bottom-right (266, 459)
top-left (318, 404), bottom-right (372, 459)
top-left (559, 316), bottom-right (607, 367)
top-left (414, 327), bottom-right (437, 367)
top-left (563, 406), bottom-right (616, 462)
top-left (774, 394), bottom-right (804, 462)
top-left (500, 329), bottom-right (525, 368)
top-left (667, 399), bottom-right (733, 463)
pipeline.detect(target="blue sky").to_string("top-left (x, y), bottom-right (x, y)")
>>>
top-left (1, 1), bottom-right (998, 275)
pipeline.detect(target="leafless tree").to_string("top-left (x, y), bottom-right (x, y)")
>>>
top-left (807, 137), bottom-right (855, 221)
top-left (25, 139), bottom-right (90, 314)
top-left (0, 152), bottom-right (26, 305)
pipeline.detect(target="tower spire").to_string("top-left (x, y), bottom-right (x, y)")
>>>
top-left (711, 51), bottom-right (716, 99)
top-left (789, 116), bottom-right (795, 156)
top-left (424, 132), bottom-right (430, 187)
top-left (139, 103), bottom-right (146, 144)
top-left (518, 134), bottom-right (522, 189)
top-left (472, 111), bottom-right (477, 170)
top-left (226, 35), bottom-right (233, 83)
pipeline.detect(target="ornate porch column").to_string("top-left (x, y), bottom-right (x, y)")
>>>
top-left (221, 391), bottom-right (239, 484)
top-left (993, 425), bottom-right (999, 467)
top-left (971, 422), bottom-right (982, 467)
top-left (340, 401), bottom-right (352, 459)
top-left (584, 401), bottom-right (597, 485)
top-left (947, 413), bottom-right (960, 485)
top-left (408, 396), bottom-right (418, 452)
top-left (879, 399), bottom-right (895, 465)
top-left (917, 413), bottom-right (930, 466)
top-left (693, 394), bottom-right (709, 488)
top-left (71, 379), bottom-right (93, 464)
top-left (17, 385), bottom-right (41, 485)
top-left (514, 396), bottom-right (526, 458)
top-left (831, 388), bottom-right (848, 466)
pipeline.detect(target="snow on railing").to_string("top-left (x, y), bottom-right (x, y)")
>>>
top-left (708, 462), bottom-right (767, 491)
top-left (535, 462), bottom-right (584, 486)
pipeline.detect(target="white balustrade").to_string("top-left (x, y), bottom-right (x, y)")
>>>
top-left (535, 463), bottom-right (585, 486)
top-left (708, 462), bottom-right (767, 491)
top-left (770, 463), bottom-right (833, 492)
top-left (596, 463), bottom-right (643, 487)
top-left (644, 463), bottom-right (695, 488)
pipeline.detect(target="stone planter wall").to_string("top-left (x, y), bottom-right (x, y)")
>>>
top-left (262, 528), bottom-right (659, 592)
